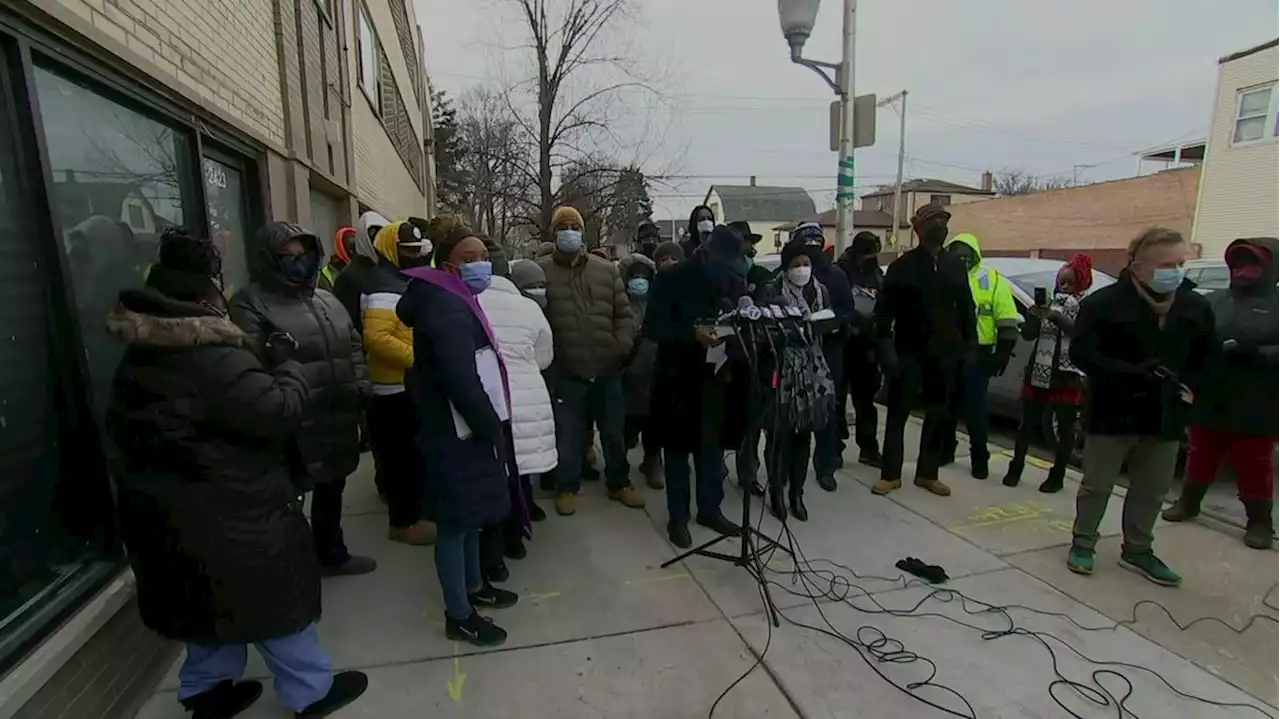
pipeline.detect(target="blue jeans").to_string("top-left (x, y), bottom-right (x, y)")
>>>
top-left (553, 374), bottom-right (630, 492)
top-left (665, 445), bottom-right (726, 525)
top-left (179, 624), bottom-right (332, 712)
top-left (434, 525), bottom-right (482, 619)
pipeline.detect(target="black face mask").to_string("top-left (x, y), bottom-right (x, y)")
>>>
top-left (399, 252), bottom-right (430, 269)
top-left (920, 224), bottom-right (948, 248)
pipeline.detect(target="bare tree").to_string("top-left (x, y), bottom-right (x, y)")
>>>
top-left (504, 0), bottom-right (659, 238)
top-left (993, 170), bottom-right (1072, 196)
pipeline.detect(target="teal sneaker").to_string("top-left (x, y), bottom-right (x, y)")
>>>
top-left (1119, 551), bottom-right (1182, 587)
top-left (1066, 546), bottom-right (1094, 575)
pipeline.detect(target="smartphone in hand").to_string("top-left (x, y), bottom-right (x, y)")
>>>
top-left (1034, 287), bottom-right (1048, 307)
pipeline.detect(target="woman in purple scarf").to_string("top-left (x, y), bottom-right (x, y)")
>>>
top-left (396, 221), bottom-right (521, 647)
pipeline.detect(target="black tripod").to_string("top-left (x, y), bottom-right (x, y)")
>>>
top-left (661, 322), bottom-right (792, 627)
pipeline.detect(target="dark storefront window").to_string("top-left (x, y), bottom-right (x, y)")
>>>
top-left (203, 156), bottom-right (250, 296)
top-left (33, 65), bottom-right (197, 415)
top-left (0, 58), bottom-right (114, 671)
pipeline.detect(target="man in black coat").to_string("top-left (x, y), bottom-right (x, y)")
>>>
top-left (873, 204), bottom-right (976, 498)
top-left (1164, 237), bottom-right (1278, 548)
top-left (1067, 228), bottom-right (1216, 587)
top-left (644, 225), bottom-right (750, 548)
top-left (230, 222), bottom-right (376, 577)
top-left (791, 222), bottom-right (854, 491)
top-left (107, 227), bottom-right (366, 718)
top-left (728, 221), bottom-right (778, 493)
top-left (837, 231), bottom-right (885, 468)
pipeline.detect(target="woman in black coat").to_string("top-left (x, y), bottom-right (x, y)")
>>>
top-left (229, 221), bottom-right (374, 576)
top-left (397, 223), bottom-right (519, 647)
top-left (106, 228), bottom-right (365, 718)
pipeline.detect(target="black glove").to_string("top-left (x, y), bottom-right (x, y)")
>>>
top-left (264, 331), bottom-right (299, 366)
top-left (989, 345), bottom-right (1014, 377)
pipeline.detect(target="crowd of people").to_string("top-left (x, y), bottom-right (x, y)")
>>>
top-left (101, 196), bottom-right (1275, 718)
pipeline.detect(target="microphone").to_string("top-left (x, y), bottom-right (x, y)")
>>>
top-left (736, 295), bottom-right (763, 322)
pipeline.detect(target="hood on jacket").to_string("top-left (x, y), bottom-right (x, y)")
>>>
top-left (944, 232), bottom-right (983, 272)
top-left (653, 241), bottom-right (685, 267)
top-left (333, 227), bottom-right (356, 264)
top-left (252, 222), bottom-right (321, 286)
top-left (1224, 237), bottom-right (1278, 290)
top-left (107, 288), bottom-right (246, 348)
top-left (619, 252), bottom-right (655, 279)
top-left (485, 274), bottom-right (522, 297)
top-left (509, 259), bottom-right (545, 290)
top-left (355, 211), bottom-right (388, 259)
top-left (373, 221), bottom-right (432, 268)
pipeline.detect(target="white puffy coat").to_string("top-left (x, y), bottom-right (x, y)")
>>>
top-left (478, 276), bottom-right (558, 475)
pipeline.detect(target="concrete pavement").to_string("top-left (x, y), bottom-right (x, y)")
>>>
top-left (134, 419), bottom-right (1277, 718)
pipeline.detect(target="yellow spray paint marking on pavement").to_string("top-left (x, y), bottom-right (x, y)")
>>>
top-left (526, 591), bottom-right (562, 603)
top-left (623, 571), bottom-right (690, 586)
top-left (952, 501), bottom-right (1061, 530)
top-left (446, 641), bottom-right (467, 702)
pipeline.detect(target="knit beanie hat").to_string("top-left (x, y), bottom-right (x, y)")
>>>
top-left (780, 237), bottom-right (819, 269)
top-left (147, 226), bottom-right (223, 302)
top-left (653, 241), bottom-right (685, 265)
top-left (483, 237), bottom-right (510, 277)
top-left (509, 258), bottom-right (546, 290)
top-left (551, 206), bottom-right (584, 230)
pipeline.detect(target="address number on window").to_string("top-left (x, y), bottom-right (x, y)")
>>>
top-left (204, 160), bottom-right (228, 190)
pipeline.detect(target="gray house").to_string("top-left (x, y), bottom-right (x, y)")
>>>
top-left (703, 182), bottom-right (817, 252)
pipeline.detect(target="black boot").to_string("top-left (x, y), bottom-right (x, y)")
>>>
top-left (667, 521), bottom-right (692, 549)
top-left (768, 483), bottom-right (788, 522)
top-left (181, 680), bottom-right (262, 719)
top-left (971, 455), bottom-right (989, 480)
top-left (295, 671), bottom-right (369, 718)
top-left (1161, 482), bottom-right (1209, 522)
top-left (789, 485), bottom-right (809, 522)
top-left (1002, 459), bottom-right (1023, 487)
top-left (1242, 500), bottom-right (1274, 550)
top-left (1038, 466), bottom-right (1065, 493)
top-left (858, 448), bottom-right (883, 469)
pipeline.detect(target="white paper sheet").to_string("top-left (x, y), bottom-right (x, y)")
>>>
top-left (451, 347), bottom-right (510, 439)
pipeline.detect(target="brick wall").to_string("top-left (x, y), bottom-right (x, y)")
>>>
top-left (11, 598), bottom-right (176, 719)
top-left (945, 167), bottom-right (1201, 252)
top-left (57, 0), bottom-right (286, 146)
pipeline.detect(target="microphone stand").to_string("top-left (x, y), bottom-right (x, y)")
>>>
top-left (661, 306), bottom-right (792, 628)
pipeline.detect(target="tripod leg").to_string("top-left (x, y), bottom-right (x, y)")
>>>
top-left (660, 532), bottom-right (736, 568)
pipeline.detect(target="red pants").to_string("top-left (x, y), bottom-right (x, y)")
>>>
top-left (1184, 426), bottom-right (1278, 501)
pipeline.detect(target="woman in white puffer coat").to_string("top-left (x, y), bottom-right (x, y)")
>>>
top-left (478, 259), bottom-right (557, 522)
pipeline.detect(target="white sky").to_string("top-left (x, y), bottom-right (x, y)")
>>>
top-left (415, 0), bottom-right (1279, 221)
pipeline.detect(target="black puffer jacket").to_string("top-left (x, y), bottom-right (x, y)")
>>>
top-left (1193, 238), bottom-right (1278, 435)
top-left (229, 222), bottom-right (371, 486)
top-left (105, 288), bottom-right (318, 643)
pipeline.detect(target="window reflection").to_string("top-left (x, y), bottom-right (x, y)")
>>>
top-left (203, 158), bottom-right (249, 296)
top-left (34, 66), bottom-right (193, 414)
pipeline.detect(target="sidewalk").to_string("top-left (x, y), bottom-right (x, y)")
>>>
top-left (133, 420), bottom-right (1277, 718)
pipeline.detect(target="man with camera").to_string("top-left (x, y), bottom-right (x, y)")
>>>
top-left (1066, 228), bottom-right (1216, 587)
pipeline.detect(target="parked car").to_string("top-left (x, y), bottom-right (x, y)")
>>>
top-left (1183, 258), bottom-right (1230, 295)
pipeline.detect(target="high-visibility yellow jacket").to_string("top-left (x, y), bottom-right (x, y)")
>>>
top-left (945, 233), bottom-right (1020, 347)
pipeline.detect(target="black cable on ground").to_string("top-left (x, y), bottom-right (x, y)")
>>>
top-left (707, 481), bottom-right (1278, 719)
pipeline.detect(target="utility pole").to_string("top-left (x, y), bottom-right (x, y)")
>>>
top-left (834, 0), bottom-right (857, 255)
top-left (878, 89), bottom-right (907, 248)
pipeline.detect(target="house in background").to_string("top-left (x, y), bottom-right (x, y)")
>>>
top-left (861, 177), bottom-right (995, 244)
top-left (703, 181), bottom-right (816, 252)
top-left (1191, 38), bottom-right (1279, 260)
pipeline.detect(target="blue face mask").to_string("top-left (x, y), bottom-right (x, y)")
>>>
top-left (556, 230), bottom-right (583, 254)
top-left (627, 278), bottom-right (650, 297)
top-left (1148, 266), bottom-right (1186, 294)
top-left (280, 254), bottom-right (319, 284)
top-left (460, 260), bottom-right (493, 295)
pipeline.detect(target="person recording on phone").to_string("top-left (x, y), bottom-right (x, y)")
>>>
top-left (1065, 228), bottom-right (1215, 587)
top-left (940, 232), bottom-right (1021, 480)
top-left (1002, 254), bottom-right (1093, 493)
top-left (1164, 237), bottom-right (1278, 550)
top-left (644, 224), bottom-right (750, 549)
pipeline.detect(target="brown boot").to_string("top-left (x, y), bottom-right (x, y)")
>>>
top-left (388, 521), bottom-right (437, 546)
top-left (608, 485), bottom-right (646, 508)
top-left (914, 477), bottom-right (952, 496)
top-left (555, 493), bottom-right (578, 516)
top-left (871, 478), bottom-right (902, 495)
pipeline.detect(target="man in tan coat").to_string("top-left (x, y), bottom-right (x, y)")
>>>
top-left (538, 206), bottom-right (642, 516)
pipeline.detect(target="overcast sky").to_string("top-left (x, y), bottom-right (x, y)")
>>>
top-left (415, 0), bottom-right (1278, 221)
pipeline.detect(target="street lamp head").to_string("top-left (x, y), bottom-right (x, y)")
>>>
top-left (778, 0), bottom-right (821, 57)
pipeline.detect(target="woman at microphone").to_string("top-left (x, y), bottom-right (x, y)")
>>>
top-left (761, 239), bottom-right (837, 521)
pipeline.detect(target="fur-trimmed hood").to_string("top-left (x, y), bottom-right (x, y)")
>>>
top-left (106, 289), bottom-right (246, 348)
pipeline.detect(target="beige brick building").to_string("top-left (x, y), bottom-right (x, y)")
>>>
top-left (0, 1), bottom-right (435, 717)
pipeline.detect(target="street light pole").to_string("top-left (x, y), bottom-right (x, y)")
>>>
top-left (778, 0), bottom-right (858, 254)
top-left (834, 0), bottom-right (857, 255)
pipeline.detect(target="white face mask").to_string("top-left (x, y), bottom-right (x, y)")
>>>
top-left (786, 266), bottom-right (812, 286)
top-left (697, 219), bottom-right (715, 235)
top-left (525, 287), bottom-right (547, 297)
